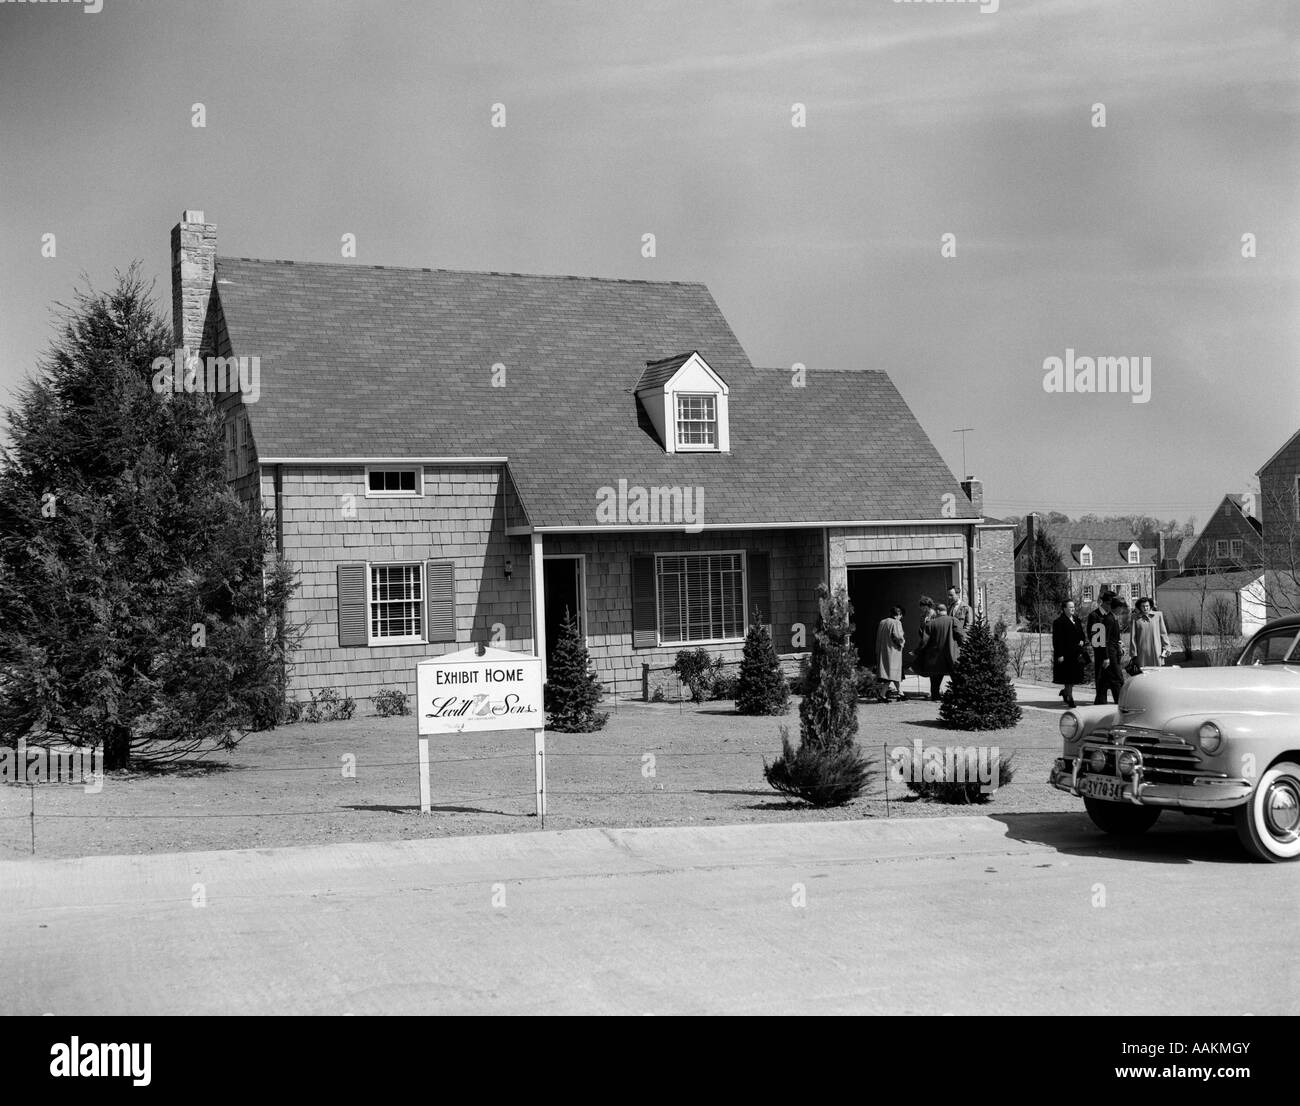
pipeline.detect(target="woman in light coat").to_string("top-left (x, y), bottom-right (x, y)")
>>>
top-left (1127, 596), bottom-right (1170, 668)
top-left (873, 605), bottom-right (906, 702)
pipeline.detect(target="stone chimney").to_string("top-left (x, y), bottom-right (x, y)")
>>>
top-left (961, 477), bottom-right (983, 517)
top-left (1025, 511), bottom-right (1038, 548)
top-left (171, 210), bottom-right (216, 354)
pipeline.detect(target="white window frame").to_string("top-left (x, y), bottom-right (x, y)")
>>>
top-left (1127, 544), bottom-right (1140, 565)
top-left (1215, 540), bottom-right (1229, 557)
top-left (1082, 585), bottom-right (1095, 603)
top-left (366, 561), bottom-right (426, 646)
top-left (1230, 539), bottom-right (1244, 559)
top-left (364, 466), bottom-right (424, 498)
top-left (673, 392), bottom-right (719, 452)
top-left (654, 549), bottom-right (748, 647)
top-left (1079, 546), bottom-right (1093, 567)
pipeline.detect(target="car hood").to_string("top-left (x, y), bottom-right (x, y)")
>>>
top-left (1120, 664), bottom-right (1300, 724)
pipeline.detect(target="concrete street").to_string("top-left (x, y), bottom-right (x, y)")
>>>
top-left (2, 813), bottom-right (1295, 1015)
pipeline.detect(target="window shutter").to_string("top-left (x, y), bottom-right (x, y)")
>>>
top-left (426, 560), bottom-right (457, 644)
top-left (631, 555), bottom-right (658, 648)
top-left (748, 552), bottom-right (771, 632)
top-left (337, 563), bottom-right (367, 646)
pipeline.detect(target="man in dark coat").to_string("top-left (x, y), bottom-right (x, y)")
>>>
top-left (1088, 593), bottom-right (1126, 705)
top-left (920, 601), bottom-right (965, 701)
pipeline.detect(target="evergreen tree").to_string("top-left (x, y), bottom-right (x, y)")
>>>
top-left (939, 612), bottom-right (1023, 730)
top-left (0, 268), bottom-right (298, 769)
top-left (544, 607), bottom-right (607, 732)
top-left (764, 584), bottom-right (872, 806)
top-left (1017, 530), bottom-right (1069, 629)
top-left (735, 612), bottom-right (788, 715)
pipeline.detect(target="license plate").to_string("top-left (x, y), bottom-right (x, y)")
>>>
top-left (1079, 775), bottom-right (1126, 801)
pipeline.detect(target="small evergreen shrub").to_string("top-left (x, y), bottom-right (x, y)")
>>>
top-left (939, 613), bottom-right (1023, 731)
top-left (373, 687), bottom-right (410, 717)
top-left (545, 608), bottom-right (608, 732)
top-left (855, 667), bottom-right (886, 701)
top-left (710, 668), bottom-right (739, 701)
top-left (765, 725), bottom-right (874, 808)
top-left (735, 617), bottom-right (789, 715)
top-left (904, 753), bottom-right (1017, 804)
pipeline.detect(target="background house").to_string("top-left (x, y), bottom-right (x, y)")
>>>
top-left (1257, 429), bottom-right (1300, 619)
top-left (1156, 570), bottom-right (1267, 639)
top-left (1014, 513), bottom-right (1158, 617)
top-left (171, 212), bottom-right (1006, 703)
top-left (1177, 494), bottom-right (1262, 575)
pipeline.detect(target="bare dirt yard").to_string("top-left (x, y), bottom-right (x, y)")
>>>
top-left (0, 685), bottom-right (1078, 860)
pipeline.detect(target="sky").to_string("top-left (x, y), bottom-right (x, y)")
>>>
top-left (0, 0), bottom-right (1296, 528)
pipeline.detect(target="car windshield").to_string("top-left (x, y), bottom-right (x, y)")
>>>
top-left (1238, 629), bottom-right (1300, 666)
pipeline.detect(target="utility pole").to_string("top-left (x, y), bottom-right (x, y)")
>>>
top-left (952, 428), bottom-right (975, 479)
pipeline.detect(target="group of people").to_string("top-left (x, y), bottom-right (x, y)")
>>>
top-left (1051, 592), bottom-right (1171, 708)
top-left (872, 585), bottom-right (974, 703)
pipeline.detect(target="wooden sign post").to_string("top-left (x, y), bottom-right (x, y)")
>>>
top-left (415, 645), bottom-right (546, 822)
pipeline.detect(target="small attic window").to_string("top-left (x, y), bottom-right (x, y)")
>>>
top-left (676, 394), bottom-right (717, 449)
top-left (1127, 544), bottom-right (1140, 565)
top-left (366, 467), bottom-right (422, 496)
top-left (1079, 546), bottom-right (1093, 567)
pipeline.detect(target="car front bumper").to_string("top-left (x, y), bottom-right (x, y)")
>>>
top-left (1050, 756), bottom-right (1253, 810)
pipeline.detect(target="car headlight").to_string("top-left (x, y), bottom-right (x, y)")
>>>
top-left (1117, 750), bottom-right (1138, 778)
top-left (1059, 712), bottom-right (1080, 742)
top-left (1197, 721), bottom-right (1223, 755)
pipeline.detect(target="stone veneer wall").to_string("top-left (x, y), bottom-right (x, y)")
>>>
top-left (975, 526), bottom-right (1016, 629)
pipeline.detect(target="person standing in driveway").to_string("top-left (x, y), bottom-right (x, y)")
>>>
top-left (873, 605), bottom-right (906, 702)
top-left (1089, 593), bottom-right (1125, 704)
top-left (1052, 598), bottom-right (1087, 708)
top-left (947, 585), bottom-right (974, 640)
top-left (1127, 596), bottom-right (1170, 668)
top-left (921, 601), bottom-right (965, 702)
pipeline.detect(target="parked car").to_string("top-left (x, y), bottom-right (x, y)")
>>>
top-left (1049, 614), bottom-right (1300, 862)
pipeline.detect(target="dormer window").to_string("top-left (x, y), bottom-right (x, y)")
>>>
top-left (675, 394), bottom-right (717, 449)
top-left (1127, 543), bottom-right (1140, 565)
top-left (635, 351), bottom-right (729, 454)
top-left (1079, 545), bottom-right (1093, 567)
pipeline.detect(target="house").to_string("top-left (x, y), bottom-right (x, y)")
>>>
top-left (1014, 513), bottom-right (1158, 614)
top-left (1257, 429), bottom-right (1300, 619)
top-left (169, 211), bottom-right (1004, 703)
top-left (1177, 494), bottom-right (1262, 575)
top-left (1155, 570), bottom-right (1267, 639)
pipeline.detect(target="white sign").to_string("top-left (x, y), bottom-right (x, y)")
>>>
top-left (416, 645), bottom-right (543, 735)
top-left (414, 645), bottom-right (547, 822)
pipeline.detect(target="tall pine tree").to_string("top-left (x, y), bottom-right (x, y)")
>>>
top-left (0, 268), bottom-right (298, 768)
top-left (764, 584), bottom-right (872, 806)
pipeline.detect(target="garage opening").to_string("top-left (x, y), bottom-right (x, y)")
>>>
top-left (846, 564), bottom-right (956, 668)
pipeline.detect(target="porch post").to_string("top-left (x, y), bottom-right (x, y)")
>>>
top-left (531, 530), bottom-right (546, 681)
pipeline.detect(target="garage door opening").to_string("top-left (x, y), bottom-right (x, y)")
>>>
top-left (846, 565), bottom-right (956, 668)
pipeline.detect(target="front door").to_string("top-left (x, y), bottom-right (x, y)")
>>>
top-left (543, 557), bottom-right (583, 669)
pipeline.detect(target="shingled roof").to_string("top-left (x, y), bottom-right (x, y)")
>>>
top-left (214, 257), bottom-right (976, 528)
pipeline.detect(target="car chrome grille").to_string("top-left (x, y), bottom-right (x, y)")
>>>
top-left (1089, 727), bottom-right (1204, 784)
